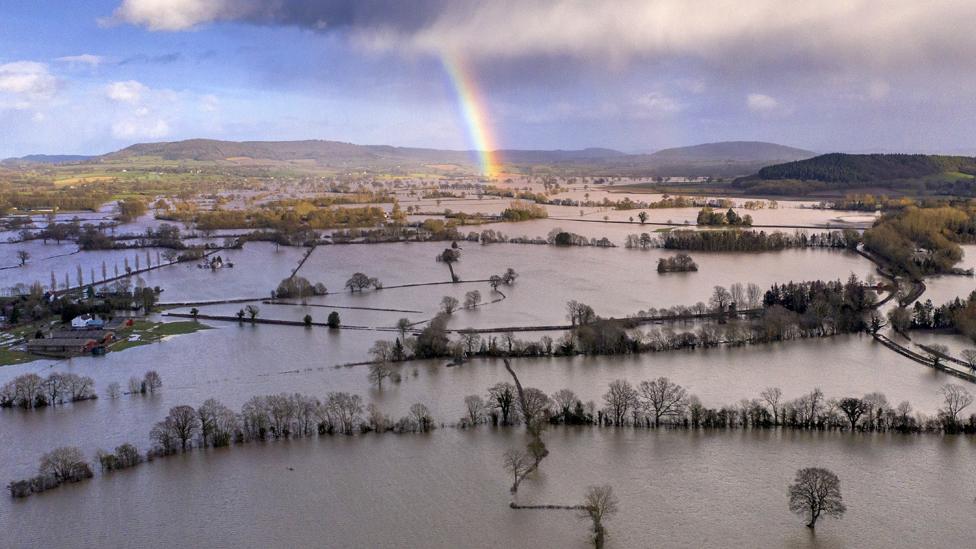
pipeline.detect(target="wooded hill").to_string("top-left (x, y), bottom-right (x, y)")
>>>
top-left (734, 153), bottom-right (976, 196)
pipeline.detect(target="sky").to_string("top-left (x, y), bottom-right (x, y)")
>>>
top-left (2, 0), bottom-right (976, 158)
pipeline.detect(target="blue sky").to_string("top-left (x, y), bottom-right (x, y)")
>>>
top-left (2, 1), bottom-right (976, 158)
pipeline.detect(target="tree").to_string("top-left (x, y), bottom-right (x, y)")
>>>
top-left (760, 387), bottom-right (782, 425)
top-left (489, 275), bottom-right (503, 291)
top-left (602, 379), bottom-right (637, 425)
top-left (788, 467), bottom-right (846, 529)
top-left (167, 405), bottom-right (200, 451)
top-left (368, 362), bottom-right (395, 389)
top-left (503, 448), bottom-right (532, 493)
top-left (637, 211), bottom-right (648, 224)
top-left (463, 394), bottom-right (485, 424)
top-left (396, 317), bottom-right (411, 339)
top-left (464, 290), bottom-right (482, 309)
top-left (39, 446), bottom-right (91, 483)
top-left (441, 295), bottom-right (460, 314)
top-left (638, 377), bottom-right (687, 426)
top-left (303, 314), bottom-right (312, 327)
top-left (962, 349), bottom-right (976, 374)
top-left (16, 250), bottom-right (29, 266)
top-left (190, 307), bottom-right (199, 321)
top-left (345, 272), bottom-right (374, 292)
top-left (327, 311), bottom-right (341, 328)
top-left (709, 285), bottom-right (733, 313)
top-left (244, 304), bottom-right (259, 322)
top-left (436, 247), bottom-right (462, 282)
top-left (488, 382), bottom-right (516, 425)
top-left (940, 383), bottom-right (974, 425)
top-left (106, 382), bottom-right (121, 399)
top-left (578, 485), bottom-right (619, 549)
top-left (143, 370), bottom-right (162, 394)
top-left (838, 397), bottom-right (866, 431)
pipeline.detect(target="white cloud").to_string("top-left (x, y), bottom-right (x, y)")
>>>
top-left (111, 117), bottom-right (170, 139)
top-left (199, 94), bottom-right (219, 112)
top-left (746, 93), bottom-right (779, 112)
top-left (108, 0), bottom-right (238, 31)
top-left (106, 80), bottom-right (148, 103)
top-left (56, 54), bottom-right (105, 66)
top-left (0, 61), bottom-right (60, 105)
top-left (635, 92), bottom-right (683, 117)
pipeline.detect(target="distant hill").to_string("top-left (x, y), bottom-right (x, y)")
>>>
top-left (1, 154), bottom-right (93, 166)
top-left (646, 141), bottom-right (813, 164)
top-left (734, 153), bottom-right (976, 196)
top-left (7, 138), bottom-right (816, 177)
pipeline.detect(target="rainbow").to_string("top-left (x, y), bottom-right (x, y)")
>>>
top-left (441, 53), bottom-right (500, 178)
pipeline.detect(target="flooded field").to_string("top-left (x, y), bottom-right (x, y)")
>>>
top-left (4, 427), bottom-right (973, 549)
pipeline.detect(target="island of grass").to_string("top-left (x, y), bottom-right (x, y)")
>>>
top-left (109, 320), bottom-right (211, 352)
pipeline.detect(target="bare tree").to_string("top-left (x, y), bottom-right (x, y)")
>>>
top-left (638, 377), bottom-right (688, 426)
top-left (602, 379), bottom-right (637, 425)
top-left (16, 250), bottom-right (30, 266)
top-left (436, 248), bottom-right (462, 282)
top-left (244, 304), bottom-right (260, 322)
top-left (838, 397), bottom-right (866, 431)
top-left (503, 448), bottom-right (532, 493)
top-left (940, 383), bottom-right (974, 425)
top-left (143, 370), bottom-right (162, 394)
top-left (396, 317), bottom-right (412, 340)
top-left (463, 394), bottom-right (485, 424)
top-left (464, 290), bottom-right (482, 309)
top-left (441, 295), bottom-right (460, 315)
top-left (760, 387), bottom-right (782, 425)
top-left (746, 283), bottom-right (762, 308)
top-left (578, 485), bottom-right (619, 548)
top-left (106, 382), bottom-right (121, 399)
top-left (39, 446), bottom-right (91, 483)
top-left (368, 362), bottom-right (396, 389)
top-left (788, 467), bottom-right (846, 529)
top-left (166, 405), bottom-right (200, 451)
top-left (488, 382), bottom-right (516, 425)
top-left (961, 349), bottom-right (976, 374)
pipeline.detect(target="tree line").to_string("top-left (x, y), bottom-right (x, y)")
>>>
top-left (8, 390), bottom-right (436, 498)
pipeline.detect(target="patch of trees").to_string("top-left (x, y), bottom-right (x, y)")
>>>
top-left (117, 198), bottom-right (148, 222)
top-left (657, 253), bottom-right (698, 273)
top-left (500, 199), bottom-right (548, 221)
top-left (0, 372), bottom-right (96, 409)
top-left (696, 206), bottom-right (752, 226)
top-left (7, 446), bottom-right (93, 498)
top-left (863, 205), bottom-right (976, 276)
top-left (162, 204), bottom-right (388, 232)
top-left (344, 272), bottom-right (381, 292)
top-left (548, 228), bottom-right (614, 248)
top-left (274, 276), bottom-right (328, 299)
top-left (660, 228), bottom-right (861, 252)
top-left (749, 153), bottom-right (976, 184)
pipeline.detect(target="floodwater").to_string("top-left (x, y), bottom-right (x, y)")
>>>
top-left (0, 212), bottom-right (973, 548)
top-left (0, 331), bottom-right (962, 481)
top-left (3, 427), bottom-right (973, 548)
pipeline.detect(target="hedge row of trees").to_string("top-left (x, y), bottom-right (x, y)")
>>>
top-left (461, 379), bottom-right (975, 434)
top-left (658, 228), bottom-right (862, 252)
top-left (9, 391), bottom-right (435, 498)
top-left (0, 372), bottom-right (95, 409)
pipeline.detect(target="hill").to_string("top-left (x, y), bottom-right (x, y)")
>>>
top-left (733, 153), bottom-right (976, 196)
top-left (1, 154), bottom-right (94, 166)
top-left (7, 138), bottom-right (816, 178)
top-left (646, 141), bottom-right (813, 164)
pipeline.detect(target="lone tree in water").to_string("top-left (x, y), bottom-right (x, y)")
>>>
top-left (788, 467), bottom-right (846, 529)
top-left (436, 247), bottom-right (462, 282)
top-left (578, 485), bottom-right (619, 548)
